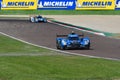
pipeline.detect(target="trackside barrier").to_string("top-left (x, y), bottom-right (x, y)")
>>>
top-left (0, 0), bottom-right (120, 10)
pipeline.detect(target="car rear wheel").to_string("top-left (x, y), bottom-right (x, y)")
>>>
top-left (44, 19), bottom-right (47, 23)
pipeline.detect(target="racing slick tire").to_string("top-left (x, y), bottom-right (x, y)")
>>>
top-left (34, 18), bottom-right (38, 22)
top-left (56, 43), bottom-right (60, 49)
top-left (85, 43), bottom-right (90, 50)
top-left (43, 18), bottom-right (47, 23)
top-left (30, 17), bottom-right (35, 22)
top-left (60, 45), bottom-right (67, 50)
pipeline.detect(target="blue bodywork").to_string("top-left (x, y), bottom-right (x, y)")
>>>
top-left (56, 33), bottom-right (90, 50)
top-left (30, 15), bottom-right (47, 23)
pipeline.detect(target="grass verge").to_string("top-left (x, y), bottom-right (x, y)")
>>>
top-left (0, 29), bottom-right (120, 80)
top-left (0, 34), bottom-right (50, 54)
top-left (0, 56), bottom-right (120, 80)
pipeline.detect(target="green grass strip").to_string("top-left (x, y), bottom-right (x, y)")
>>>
top-left (0, 56), bottom-right (120, 80)
top-left (0, 34), bottom-right (50, 53)
top-left (0, 10), bottom-right (120, 15)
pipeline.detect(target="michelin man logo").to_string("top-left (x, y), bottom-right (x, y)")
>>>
top-left (75, 0), bottom-right (81, 8)
top-left (37, 1), bottom-right (43, 8)
top-left (116, 0), bottom-right (120, 8)
top-left (1, 2), bottom-right (7, 8)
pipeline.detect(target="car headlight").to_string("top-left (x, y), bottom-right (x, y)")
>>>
top-left (84, 39), bottom-right (89, 45)
top-left (62, 40), bottom-right (67, 45)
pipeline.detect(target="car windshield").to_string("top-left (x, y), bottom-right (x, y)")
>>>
top-left (37, 16), bottom-right (42, 18)
top-left (68, 37), bottom-right (79, 40)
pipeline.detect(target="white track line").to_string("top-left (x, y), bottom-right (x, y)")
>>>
top-left (49, 21), bottom-right (106, 36)
top-left (0, 31), bottom-right (119, 61)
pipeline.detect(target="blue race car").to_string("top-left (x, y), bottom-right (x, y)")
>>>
top-left (56, 32), bottom-right (90, 50)
top-left (30, 15), bottom-right (47, 23)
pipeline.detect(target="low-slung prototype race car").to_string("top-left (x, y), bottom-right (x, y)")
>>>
top-left (56, 32), bottom-right (90, 50)
top-left (30, 15), bottom-right (47, 23)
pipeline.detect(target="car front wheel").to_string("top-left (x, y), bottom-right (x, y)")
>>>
top-left (86, 43), bottom-right (90, 50)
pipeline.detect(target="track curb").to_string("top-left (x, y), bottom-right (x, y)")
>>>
top-left (50, 20), bottom-right (114, 37)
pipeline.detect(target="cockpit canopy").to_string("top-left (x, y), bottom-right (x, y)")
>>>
top-left (37, 15), bottom-right (42, 18)
top-left (68, 34), bottom-right (79, 40)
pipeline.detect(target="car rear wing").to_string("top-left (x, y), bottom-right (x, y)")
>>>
top-left (78, 34), bottom-right (84, 37)
top-left (56, 34), bottom-right (84, 37)
top-left (56, 35), bottom-right (68, 37)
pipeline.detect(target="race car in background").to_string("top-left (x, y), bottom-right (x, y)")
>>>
top-left (30, 15), bottom-right (47, 23)
top-left (56, 31), bottom-right (90, 50)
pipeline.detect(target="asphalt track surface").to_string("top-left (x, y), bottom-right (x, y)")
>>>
top-left (0, 20), bottom-right (120, 60)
